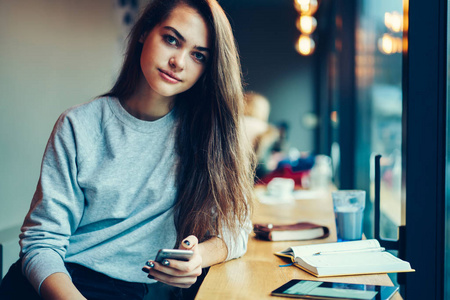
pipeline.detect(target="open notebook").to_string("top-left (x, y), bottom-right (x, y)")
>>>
top-left (275, 239), bottom-right (414, 277)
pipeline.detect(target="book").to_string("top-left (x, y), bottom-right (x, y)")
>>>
top-left (275, 239), bottom-right (414, 277)
top-left (253, 222), bottom-right (329, 241)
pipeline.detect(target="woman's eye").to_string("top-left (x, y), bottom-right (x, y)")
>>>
top-left (192, 52), bottom-right (206, 63)
top-left (164, 35), bottom-right (178, 46)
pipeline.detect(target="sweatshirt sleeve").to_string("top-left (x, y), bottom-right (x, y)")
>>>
top-left (221, 215), bottom-right (253, 261)
top-left (19, 113), bottom-right (85, 294)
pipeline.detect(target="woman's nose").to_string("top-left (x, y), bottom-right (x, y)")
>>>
top-left (169, 51), bottom-right (186, 71)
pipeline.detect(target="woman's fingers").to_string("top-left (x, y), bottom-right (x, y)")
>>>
top-left (179, 235), bottom-right (198, 250)
top-left (147, 268), bottom-right (199, 287)
top-left (142, 235), bottom-right (202, 288)
top-left (152, 276), bottom-right (197, 289)
top-left (142, 258), bottom-right (202, 277)
top-left (142, 262), bottom-right (200, 288)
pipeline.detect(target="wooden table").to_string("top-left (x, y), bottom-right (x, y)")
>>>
top-left (195, 189), bottom-right (402, 299)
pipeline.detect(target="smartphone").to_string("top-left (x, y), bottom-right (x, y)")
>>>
top-left (271, 279), bottom-right (399, 300)
top-left (154, 249), bottom-right (194, 263)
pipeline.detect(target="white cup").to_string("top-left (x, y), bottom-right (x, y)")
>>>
top-left (267, 178), bottom-right (295, 198)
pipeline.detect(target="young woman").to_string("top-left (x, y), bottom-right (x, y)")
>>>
top-left (0, 0), bottom-right (255, 299)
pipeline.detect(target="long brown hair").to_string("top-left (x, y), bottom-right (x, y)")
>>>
top-left (103, 0), bottom-right (255, 246)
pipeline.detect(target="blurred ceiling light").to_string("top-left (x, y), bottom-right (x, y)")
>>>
top-left (294, 0), bottom-right (318, 15)
top-left (296, 15), bottom-right (317, 34)
top-left (384, 12), bottom-right (392, 28)
top-left (330, 111), bottom-right (338, 124)
top-left (385, 11), bottom-right (403, 33)
top-left (295, 0), bottom-right (310, 5)
top-left (378, 33), bottom-right (402, 54)
top-left (296, 34), bottom-right (315, 56)
top-left (302, 112), bottom-right (318, 129)
top-left (395, 37), bottom-right (403, 53)
top-left (378, 34), bottom-right (394, 54)
top-left (390, 14), bottom-right (403, 32)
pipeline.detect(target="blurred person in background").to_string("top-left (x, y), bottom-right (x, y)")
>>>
top-left (243, 91), bottom-right (281, 180)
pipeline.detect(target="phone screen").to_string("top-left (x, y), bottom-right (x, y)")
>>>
top-left (271, 280), bottom-right (399, 300)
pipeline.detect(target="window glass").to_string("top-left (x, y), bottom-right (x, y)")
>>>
top-left (445, 4), bottom-right (450, 298)
top-left (354, 0), bottom-right (404, 240)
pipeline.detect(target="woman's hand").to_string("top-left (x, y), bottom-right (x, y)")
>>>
top-left (142, 236), bottom-right (202, 288)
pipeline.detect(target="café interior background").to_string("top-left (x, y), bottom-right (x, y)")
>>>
top-left (2, 0), bottom-right (450, 298)
top-left (0, 0), bottom-right (316, 232)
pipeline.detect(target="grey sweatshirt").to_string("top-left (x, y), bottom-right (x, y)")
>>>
top-left (19, 97), bottom-right (250, 293)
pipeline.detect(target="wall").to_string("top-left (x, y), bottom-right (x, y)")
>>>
top-left (222, 0), bottom-right (314, 153)
top-left (0, 0), bottom-right (122, 232)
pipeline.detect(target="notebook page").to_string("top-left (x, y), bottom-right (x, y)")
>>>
top-left (291, 239), bottom-right (381, 258)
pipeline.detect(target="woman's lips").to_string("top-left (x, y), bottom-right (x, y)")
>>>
top-left (158, 69), bottom-right (181, 83)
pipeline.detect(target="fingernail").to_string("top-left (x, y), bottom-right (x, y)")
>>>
top-left (145, 261), bottom-right (155, 268)
top-left (141, 267), bottom-right (149, 273)
top-left (183, 240), bottom-right (190, 246)
top-left (162, 259), bottom-right (170, 266)
top-left (148, 275), bottom-right (154, 279)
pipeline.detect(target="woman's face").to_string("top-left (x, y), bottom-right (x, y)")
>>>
top-left (139, 4), bottom-right (211, 99)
